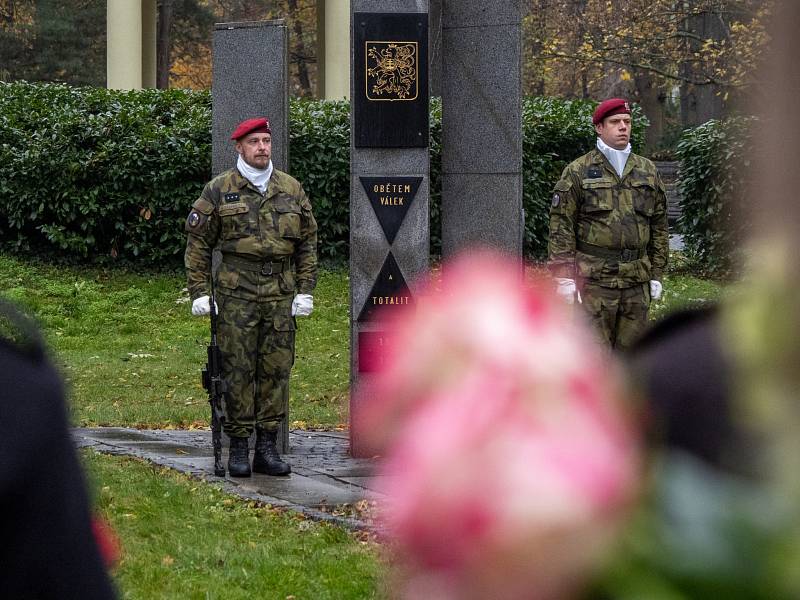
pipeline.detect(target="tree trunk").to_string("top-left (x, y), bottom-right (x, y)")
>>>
top-left (634, 69), bottom-right (665, 152)
top-left (287, 0), bottom-right (311, 96)
top-left (157, 0), bottom-right (173, 89)
top-left (680, 6), bottom-right (726, 127)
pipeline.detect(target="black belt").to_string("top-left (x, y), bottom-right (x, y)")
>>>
top-left (576, 241), bottom-right (644, 262)
top-left (222, 255), bottom-right (289, 275)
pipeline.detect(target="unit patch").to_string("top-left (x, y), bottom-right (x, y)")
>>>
top-left (185, 210), bottom-right (207, 232)
top-left (552, 193), bottom-right (561, 208)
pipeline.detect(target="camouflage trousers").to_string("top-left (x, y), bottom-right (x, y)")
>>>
top-left (217, 293), bottom-right (295, 438)
top-left (579, 281), bottom-right (650, 352)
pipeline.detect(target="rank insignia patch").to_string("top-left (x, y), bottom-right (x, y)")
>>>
top-left (224, 193), bottom-right (240, 203)
top-left (588, 167), bottom-right (603, 179)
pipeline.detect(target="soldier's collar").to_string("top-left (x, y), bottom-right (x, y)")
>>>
top-left (591, 149), bottom-right (631, 181)
top-left (231, 169), bottom-right (253, 190)
top-left (265, 169), bottom-right (291, 197)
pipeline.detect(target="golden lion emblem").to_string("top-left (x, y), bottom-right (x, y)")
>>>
top-left (366, 42), bottom-right (418, 101)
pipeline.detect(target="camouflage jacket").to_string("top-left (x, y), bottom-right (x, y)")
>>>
top-left (184, 167), bottom-right (318, 301)
top-left (548, 148), bottom-right (669, 287)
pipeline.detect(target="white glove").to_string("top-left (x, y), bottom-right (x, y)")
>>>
top-left (650, 280), bottom-right (663, 301)
top-left (555, 278), bottom-right (580, 305)
top-left (191, 295), bottom-right (218, 316)
top-left (292, 294), bottom-right (314, 317)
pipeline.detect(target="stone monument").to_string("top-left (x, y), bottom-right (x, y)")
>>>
top-left (212, 20), bottom-right (291, 452)
top-left (349, 1), bottom-right (430, 457)
top-left (440, 1), bottom-right (524, 258)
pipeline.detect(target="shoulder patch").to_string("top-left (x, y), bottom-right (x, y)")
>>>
top-left (185, 209), bottom-right (209, 233)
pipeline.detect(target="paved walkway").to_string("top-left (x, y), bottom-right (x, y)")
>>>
top-left (74, 428), bottom-right (381, 531)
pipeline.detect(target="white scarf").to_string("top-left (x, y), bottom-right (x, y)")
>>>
top-left (596, 137), bottom-right (631, 178)
top-left (236, 155), bottom-right (273, 194)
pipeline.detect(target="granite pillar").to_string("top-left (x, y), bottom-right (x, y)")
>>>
top-left (350, 1), bottom-right (430, 457)
top-left (211, 20), bottom-right (290, 453)
top-left (212, 20), bottom-right (289, 174)
top-left (440, 1), bottom-right (523, 259)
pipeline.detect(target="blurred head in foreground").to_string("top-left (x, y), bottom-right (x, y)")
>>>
top-left (0, 299), bottom-right (117, 598)
top-left (354, 252), bottom-right (641, 600)
top-left (724, 0), bottom-right (800, 522)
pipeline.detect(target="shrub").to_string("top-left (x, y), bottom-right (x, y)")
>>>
top-left (287, 98), bottom-right (350, 262)
top-left (0, 81), bottom-right (649, 265)
top-left (0, 81), bottom-right (210, 264)
top-left (675, 117), bottom-right (754, 277)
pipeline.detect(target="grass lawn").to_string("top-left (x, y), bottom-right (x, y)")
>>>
top-left (85, 451), bottom-right (383, 599)
top-left (0, 253), bottom-right (349, 429)
top-left (1, 251), bottom-right (725, 599)
top-left (0, 251), bottom-right (725, 429)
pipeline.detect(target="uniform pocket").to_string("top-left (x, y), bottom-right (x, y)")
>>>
top-left (273, 196), bottom-right (302, 240)
top-left (275, 207), bottom-right (301, 240)
top-left (631, 181), bottom-right (656, 216)
top-left (278, 270), bottom-right (296, 294)
top-left (219, 201), bottom-right (253, 239)
top-left (273, 313), bottom-right (296, 332)
top-left (581, 179), bottom-right (614, 212)
top-left (216, 269), bottom-right (240, 291)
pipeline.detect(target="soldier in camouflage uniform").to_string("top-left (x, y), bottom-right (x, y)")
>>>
top-left (548, 98), bottom-right (668, 351)
top-left (185, 117), bottom-right (318, 477)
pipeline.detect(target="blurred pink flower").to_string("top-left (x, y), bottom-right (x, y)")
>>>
top-left (354, 252), bottom-right (641, 600)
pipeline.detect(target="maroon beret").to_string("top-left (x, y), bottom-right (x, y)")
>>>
top-left (592, 98), bottom-right (631, 125)
top-left (230, 117), bottom-right (271, 140)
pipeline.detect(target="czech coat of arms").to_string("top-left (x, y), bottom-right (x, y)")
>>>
top-left (365, 41), bottom-right (418, 101)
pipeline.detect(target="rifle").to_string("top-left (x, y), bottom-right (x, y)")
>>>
top-left (201, 280), bottom-right (226, 477)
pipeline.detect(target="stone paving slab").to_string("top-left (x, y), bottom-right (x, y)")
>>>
top-left (74, 428), bottom-right (382, 531)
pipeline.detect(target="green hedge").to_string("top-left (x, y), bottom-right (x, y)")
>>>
top-left (0, 81), bottom-right (648, 265)
top-left (0, 82), bottom-right (210, 264)
top-left (675, 117), bottom-right (754, 277)
top-left (287, 99), bottom-right (350, 262)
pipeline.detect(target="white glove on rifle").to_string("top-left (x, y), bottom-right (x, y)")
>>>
top-left (292, 294), bottom-right (314, 317)
top-left (650, 280), bottom-right (663, 301)
top-left (555, 278), bottom-right (581, 305)
top-left (191, 295), bottom-right (218, 316)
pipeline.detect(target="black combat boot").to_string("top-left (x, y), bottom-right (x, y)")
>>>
top-left (253, 429), bottom-right (291, 476)
top-left (227, 436), bottom-right (251, 477)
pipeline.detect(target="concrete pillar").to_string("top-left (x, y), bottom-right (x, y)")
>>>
top-left (212, 21), bottom-right (289, 175)
top-left (440, 1), bottom-right (523, 259)
top-left (349, 2), bottom-right (430, 457)
top-left (107, 0), bottom-right (142, 89)
top-left (107, 0), bottom-right (157, 89)
top-left (323, 0), bottom-right (350, 99)
top-left (212, 20), bottom-right (291, 452)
